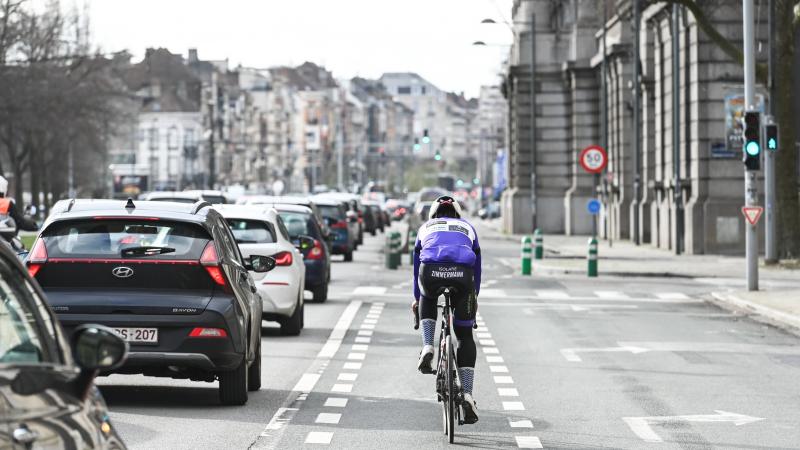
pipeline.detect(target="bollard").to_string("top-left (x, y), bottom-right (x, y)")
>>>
top-left (587, 238), bottom-right (598, 277)
top-left (521, 235), bottom-right (532, 276)
top-left (408, 230), bottom-right (417, 265)
top-left (386, 231), bottom-right (401, 269)
top-left (385, 234), bottom-right (398, 270)
top-left (534, 228), bottom-right (544, 260)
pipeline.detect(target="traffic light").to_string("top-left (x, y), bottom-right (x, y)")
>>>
top-left (765, 123), bottom-right (778, 152)
top-left (743, 111), bottom-right (760, 171)
top-left (413, 138), bottom-right (421, 152)
top-left (422, 129), bottom-right (430, 145)
top-left (434, 150), bottom-right (441, 161)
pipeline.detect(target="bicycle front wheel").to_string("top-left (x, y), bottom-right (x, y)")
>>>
top-left (445, 335), bottom-right (455, 443)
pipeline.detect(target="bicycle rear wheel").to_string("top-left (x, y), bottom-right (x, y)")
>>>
top-left (445, 335), bottom-right (456, 443)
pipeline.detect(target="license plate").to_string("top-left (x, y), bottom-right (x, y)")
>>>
top-left (113, 327), bottom-right (158, 343)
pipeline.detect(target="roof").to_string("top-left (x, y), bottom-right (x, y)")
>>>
top-left (120, 48), bottom-right (202, 113)
top-left (213, 204), bottom-right (278, 222)
top-left (239, 195), bottom-right (313, 206)
top-left (45, 199), bottom-right (214, 225)
top-left (259, 203), bottom-right (313, 214)
top-left (143, 191), bottom-right (202, 201)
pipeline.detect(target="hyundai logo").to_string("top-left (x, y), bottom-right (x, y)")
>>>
top-left (112, 266), bottom-right (134, 278)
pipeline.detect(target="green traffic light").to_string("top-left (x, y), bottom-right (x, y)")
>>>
top-left (434, 154), bottom-right (442, 161)
top-left (422, 136), bottom-right (431, 144)
top-left (473, 178), bottom-right (480, 184)
top-left (745, 141), bottom-right (760, 156)
top-left (768, 137), bottom-right (777, 150)
top-left (413, 143), bottom-right (421, 151)
top-left (456, 179), bottom-right (463, 187)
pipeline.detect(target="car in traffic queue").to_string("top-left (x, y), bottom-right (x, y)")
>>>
top-left (264, 203), bottom-right (331, 302)
top-left (237, 195), bottom-right (331, 242)
top-left (363, 201), bottom-right (385, 234)
top-left (215, 204), bottom-right (308, 334)
top-left (312, 198), bottom-right (356, 262)
top-left (142, 190), bottom-right (228, 204)
top-left (27, 199), bottom-right (273, 405)
top-left (0, 242), bottom-right (130, 449)
top-left (314, 193), bottom-right (364, 246)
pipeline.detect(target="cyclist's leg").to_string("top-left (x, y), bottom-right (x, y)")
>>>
top-left (452, 283), bottom-right (479, 423)
top-left (417, 263), bottom-right (440, 373)
top-left (419, 294), bottom-right (438, 346)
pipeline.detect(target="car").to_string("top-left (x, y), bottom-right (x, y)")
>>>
top-left (142, 190), bottom-right (228, 204)
top-left (313, 198), bottom-right (356, 262)
top-left (478, 201), bottom-right (502, 219)
top-left (237, 195), bottom-right (331, 241)
top-left (267, 204), bottom-right (332, 302)
top-left (361, 201), bottom-right (379, 235)
top-left (313, 193), bottom-right (364, 246)
top-left (363, 201), bottom-right (384, 234)
top-left (28, 199), bottom-right (273, 405)
top-left (0, 240), bottom-right (129, 449)
top-left (216, 204), bottom-right (308, 334)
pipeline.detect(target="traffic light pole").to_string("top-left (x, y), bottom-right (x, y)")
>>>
top-left (743, 0), bottom-right (759, 291)
top-left (765, 0), bottom-right (777, 263)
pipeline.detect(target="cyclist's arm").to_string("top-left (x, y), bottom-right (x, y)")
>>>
top-left (471, 227), bottom-right (481, 297)
top-left (413, 235), bottom-right (422, 301)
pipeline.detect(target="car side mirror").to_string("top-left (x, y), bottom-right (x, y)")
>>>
top-left (72, 325), bottom-right (128, 371)
top-left (248, 255), bottom-right (276, 273)
top-left (295, 235), bottom-right (315, 251)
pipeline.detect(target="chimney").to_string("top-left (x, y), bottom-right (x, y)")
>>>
top-left (145, 47), bottom-right (155, 58)
top-left (188, 48), bottom-right (198, 63)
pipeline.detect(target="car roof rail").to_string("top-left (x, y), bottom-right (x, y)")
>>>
top-left (191, 200), bottom-right (213, 214)
top-left (65, 198), bottom-right (76, 212)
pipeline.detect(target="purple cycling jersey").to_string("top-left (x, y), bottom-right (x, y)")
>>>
top-left (413, 217), bottom-right (482, 300)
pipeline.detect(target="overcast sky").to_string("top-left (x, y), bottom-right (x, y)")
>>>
top-left (88, 0), bottom-right (514, 98)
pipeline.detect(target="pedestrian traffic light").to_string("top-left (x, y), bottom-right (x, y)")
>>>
top-left (422, 129), bottom-right (430, 145)
top-left (765, 123), bottom-right (778, 152)
top-left (434, 150), bottom-right (441, 161)
top-left (413, 138), bottom-right (421, 152)
top-left (743, 111), bottom-right (760, 171)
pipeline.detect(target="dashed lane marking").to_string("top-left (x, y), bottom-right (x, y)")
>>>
top-left (352, 286), bottom-right (387, 296)
top-left (515, 436), bottom-right (543, 448)
top-left (324, 398), bottom-right (348, 408)
top-left (503, 401), bottom-right (526, 411)
top-left (494, 376), bottom-right (514, 384)
top-left (305, 431), bottom-right (333, 445)
top-left (351, 344), bottom-right (369, 351)
top-left (331, 383), bottom-right (353, 393)
top-left (509, 419), bottom-right (534, 428)
top-left (315, 413), bottom-right (342, 425)
top-left (347, 352), bottom-right (366, 360)
top-left (490, 365), bottom-right (509, 373)
top-left (498, 388), bottom-right (520, 397)
top-left (535, 290), bottom-right (571, 299)
top-left (486, 355), bottom-right (505, 363)
top-left (343, 362), bottom-right (362, 370)
top-left (357, 330), bottom-right (373, 336)
top-left (483, 347), bottom-right (500, 354)
top-left (655, 292), bottom-right (690, 300)
top-left (354, 337), bottom-right (371, 344)
top-left (292, 373), bottom-right (321, 393)
top-left (479, 339), bottom-right (496, 346)
top-left (337, 373), bottom-right (358, 381)
top-left (477, 332), bottom-right (492, 338)
top-left (595, 290), bottom-right (630, 299)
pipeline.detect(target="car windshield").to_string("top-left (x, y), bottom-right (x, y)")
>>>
top-left (278, 212), bottom-right (315, 238)
top-left (226, 219), bottom-right (275, 244)
top-left (319, 205), bottom-right (344, 221)
top-left (42, 220), bottom-right (209, 259)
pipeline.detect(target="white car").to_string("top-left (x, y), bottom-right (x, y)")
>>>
top-left (215, 205), bottom-right (307, 335)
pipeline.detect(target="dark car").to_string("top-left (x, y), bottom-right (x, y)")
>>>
top-left (315, 194), bottom-right (364, 246)
top-left (0, 242), bottom-right (129, 449)
top-left (27, 199), bottom-right (274, 405)
top-left (270, 203), bottom-right (332, 302)
top-left (364, 202), bottom-right (385, 233)
top-left (361, 201), bottom-right (379, 235)
top-left (313, 198), bottom-right (356, 262)
top-left (237, 195), bottom-right (331, 240)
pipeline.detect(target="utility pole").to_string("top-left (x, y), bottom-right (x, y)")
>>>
top-left (672, 4), bottom-right (684, 254)
top-left (599, 0), bottom-right (607, 240)
top-left (529, 12), bottom-right (537, 231)
top-left (337, 101), bottom-right (345, 191)
top-left (207, 73), bottom-right (217, 190)
top-left (743, 0), bottom-right (759, 290)
top-left (632, 0), bottom-right (641, 245)
top-left (764, 0), bottom-right (777, 263)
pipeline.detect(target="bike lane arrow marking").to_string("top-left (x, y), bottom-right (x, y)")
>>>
top-left (623, 411), bottom-right (765, 443)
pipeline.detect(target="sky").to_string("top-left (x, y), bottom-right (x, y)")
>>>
top-left (88, 0), bottom-right (515, 98)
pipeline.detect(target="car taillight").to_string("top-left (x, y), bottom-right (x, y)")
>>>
top-left (307, 240), bottom-right (324, 260)
top-left (27, 239), bottom-right (48, 277)
top-left (200, 241), bottom-right (226, 287)
top-left (189, 327), bottom-right (227, 338)
top-left (331, 220), bottom-right (347, 229)
top-left (272, 251), bottom-right (293, 266)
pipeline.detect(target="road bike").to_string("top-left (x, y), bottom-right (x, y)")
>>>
top-left (414, 287), bottom-right (464, 443)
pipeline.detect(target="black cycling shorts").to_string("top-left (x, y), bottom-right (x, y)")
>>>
top-left (418, 262), bottom-right (477, 327)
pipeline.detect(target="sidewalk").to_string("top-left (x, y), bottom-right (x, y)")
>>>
top-left (476, 218), bottom-right (800, 335)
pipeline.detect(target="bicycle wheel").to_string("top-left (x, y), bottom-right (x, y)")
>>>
top-left (445, 335), bottom-right (456, 443)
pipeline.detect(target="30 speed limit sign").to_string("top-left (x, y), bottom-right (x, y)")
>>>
top-left (579, 145), bottom-right (608, 174)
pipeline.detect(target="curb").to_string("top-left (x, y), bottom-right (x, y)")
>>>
top-left (710, 291), bottom-right (800, 337)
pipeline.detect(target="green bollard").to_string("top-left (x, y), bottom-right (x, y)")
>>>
top-left (388, 231), bottom-right (401, 269)
top-left (521, 235), bottom-right (532, 276)
top-left (534, 229), bottom-right (544, 260)
top-left (587, 237), bottom-right (598, 277)
top-left (408, 230), bottom-right (417, 265)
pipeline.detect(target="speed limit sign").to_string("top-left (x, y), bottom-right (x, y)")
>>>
top-left (579, 145), bottom-right (607, 174)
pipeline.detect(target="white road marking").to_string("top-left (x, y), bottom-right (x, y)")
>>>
top-left (261, 407), bottom-right (298, 432)
top-left (483, 347), bottom-right (500, 354)
top-left (351, 344), bottom-right (369, 351)
top-left (618, 341), bottom-right (800, 356)
top-left (357, 330), bottom-right (373, 336)
top-left (292, 373), bottom-right (321, 393)
top-left (622, 411), bottom-right (765, 443)
top-left (337, 373), bottom-right (358, 381)
top-left (354, 337), bottom-right (371, 344)
top-left (324, 398), bottom-right (348, 408)
top-left (486, 355), bottom-right (505, 363)
top-left (347, 352), bottom-right (365, 360)
top-left (509, 419), bottom-right (533, 428)
top-left (317, 300), bottom-right (363, 359)
top-left (561, 345), bottom-right (650, 362)
top-left (503, 401), bottom-right (526, 411)
top-left (343, 362), bottom-right (362, 370)
top-left (535, 290), bottom-right (571, 299)
top-left (494, 376), bottom-right (514, 384)
top-left (479, 339), bottom-right (496, 346)
top-left (353, 286), bottom-right (387, 296)
top-left (363, 318), bottom-right (378, 324)
top-left (315, 413), bottom-right (342, 425)
top-left (477, 332), bottom-right (492, 339)
top-left (360, 292), bottom-right (699, 303)
top-left (498, 387), bottom-right (519, 397)
top-left (366, 314), bottom-right (380, 319)
top-left (594, 290), bottom-right (630, 299)
top-left (490, 365), bottom-right (509, 373)
top-left (305, 431), bottom-right (334, 444)
top-left (480, 288), bottom-right (506, 297)
top-left (331, 384), bottom-right (353, 393)
top-left (515, 436), bottom-right (543, 448)
top-left (655, 292), bottom-right (690, 300)
top-left (360, 323), bottom-right (375, 330)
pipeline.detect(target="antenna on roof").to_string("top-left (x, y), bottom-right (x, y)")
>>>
top-left (125, 198), bottom-right (136, 209)
top-left (66, 198), bottom-right (76, 212)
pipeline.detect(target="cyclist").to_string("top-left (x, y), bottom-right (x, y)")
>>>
top-left (412, 195), bottom-right (481, 424)
top-left (0, 176), bottom-right (38, 233)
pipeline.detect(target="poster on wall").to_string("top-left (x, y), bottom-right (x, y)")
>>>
top-left (724, 92), bottom-right (765, 156)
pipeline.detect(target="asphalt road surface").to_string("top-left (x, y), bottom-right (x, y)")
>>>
top-left (99, 222), bottom-right (800, 449)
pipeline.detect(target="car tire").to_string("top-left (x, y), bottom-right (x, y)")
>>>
top-left (219, 357), bottom-right (248, 405)
top-left (344, 251), bottom-right (353, 262)
top-left (247, 339), bottom-right (261, 392)
top-left (280, 298), bottom-right (303, 336)
top-left (312, 283), bottom-right (328, 303)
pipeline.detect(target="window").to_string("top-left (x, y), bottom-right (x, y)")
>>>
top-left (167, 126), bottom-right (179, 150)
top-left (278, 212), bottom-right (313, 238)
top-left (398, 86), bottom-right (411, 95)
top-left (226, 219), bottom-right (276, 244)
top-left (421, 86), bottom-right (426, 95)
top-left (0, 260), bottom-right (53, 364)
top-left (148, 128), bottom-right (158, 150)
top-left (319, 205), bottom-right (344, 221)
top-left (184, 128), bottom-right (196, 147)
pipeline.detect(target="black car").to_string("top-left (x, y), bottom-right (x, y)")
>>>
top-left (364, 202), bottom-right (385, 233)
top-left (270, 204), bottom-right (332, 302)
top-left (0, 241), bottom-right (129, 449)
top-left (313, 198), bottom-right (356, 262)
top-left (27, 199), bottom-right (274, 405)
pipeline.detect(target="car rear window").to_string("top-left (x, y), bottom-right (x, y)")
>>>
top-left (319, 205), bottom-right (344, 220)
top-left (202, 195), bottom-right (227, 204)
top-left (42, 219), bottom-right (210, 260)
top-left (226, 219), bottom-right (275, 244)
top-left (278, 212), bottom-right (314, 238)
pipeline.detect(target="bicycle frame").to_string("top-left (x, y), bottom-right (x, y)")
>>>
top-left (435, 288), bottom-right (464, 439)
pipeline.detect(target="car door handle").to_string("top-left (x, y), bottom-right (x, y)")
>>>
top-left (13, 425), bottom-right (39, 445)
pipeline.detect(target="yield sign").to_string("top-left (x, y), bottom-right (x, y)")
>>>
top-left (741, 206), bottom-right (764, 226)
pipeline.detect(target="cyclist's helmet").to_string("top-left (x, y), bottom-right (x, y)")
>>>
top-left (429, 195), bottom-right (462, 219)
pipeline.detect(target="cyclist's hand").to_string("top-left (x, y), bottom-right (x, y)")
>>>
top-left (411, 300), bottom-right (419, 330)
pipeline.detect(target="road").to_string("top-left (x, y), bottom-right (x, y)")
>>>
top-left (99, 221), bottom-right (800, 449)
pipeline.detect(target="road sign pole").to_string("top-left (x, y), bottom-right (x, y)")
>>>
top-left (743, 0), bottom-right (759, 291)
